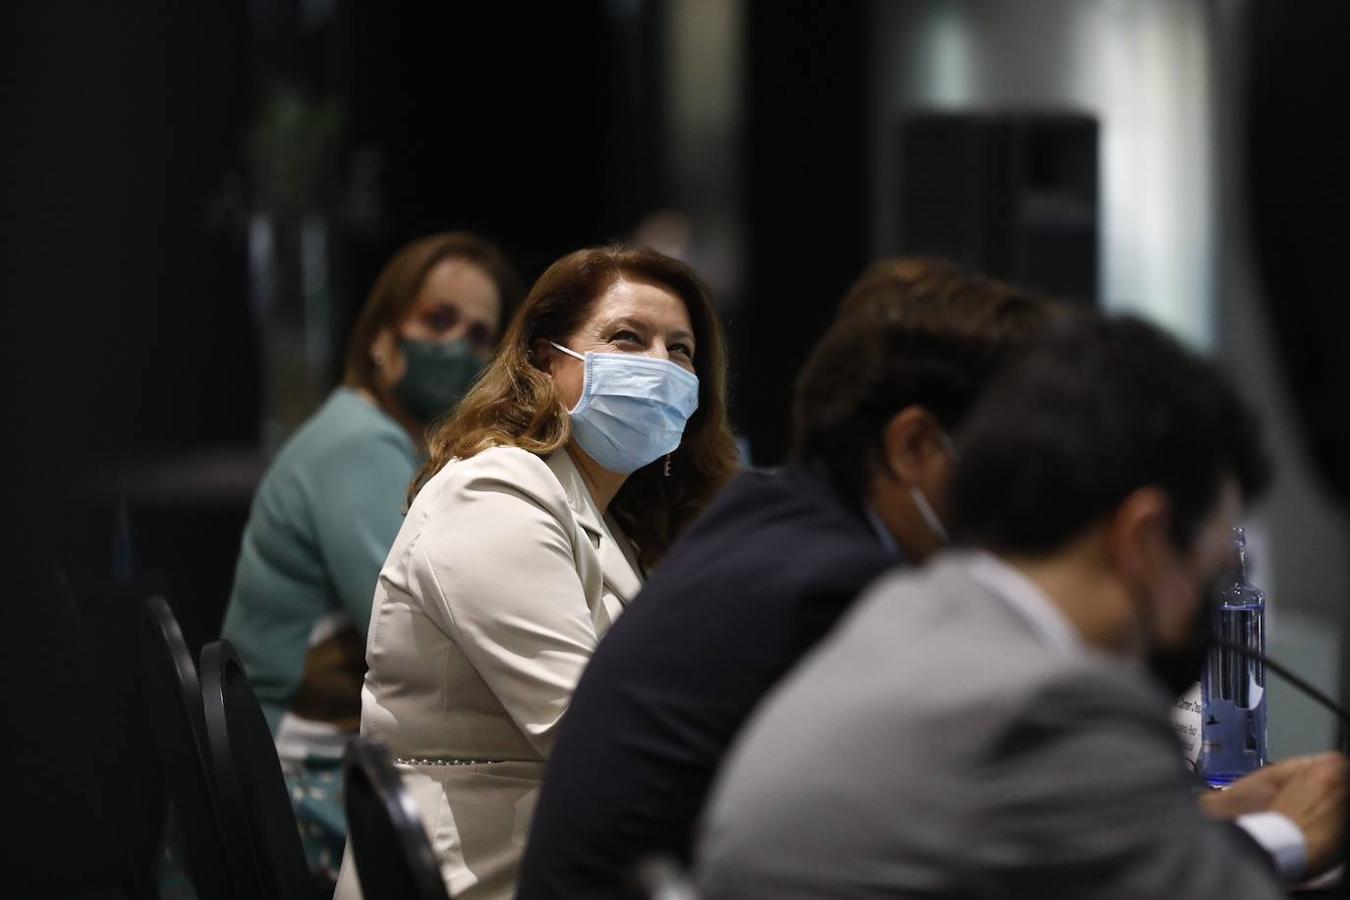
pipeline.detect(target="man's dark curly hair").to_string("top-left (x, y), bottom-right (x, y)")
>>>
top-left (951, 314), bottom-right (1272, 555)
top-left (791, 258), bottom-right (1061, 498)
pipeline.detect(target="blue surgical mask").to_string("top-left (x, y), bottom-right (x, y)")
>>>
top-left (549, 341), bottom-right (700, 475)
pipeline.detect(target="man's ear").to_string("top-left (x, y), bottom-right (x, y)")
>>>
top-left (1107, 487), bottom-right (1173, 585)
top-left (879, 405), bottom-right (940, 486)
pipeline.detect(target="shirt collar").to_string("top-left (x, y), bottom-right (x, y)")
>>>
top-left (964, 550), bottom-right (1082, 655)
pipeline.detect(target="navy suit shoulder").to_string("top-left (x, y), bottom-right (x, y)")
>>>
top-left (639, 465), bottom-right (896, 615)
top-left (517, 466), bottom-right (901, 899)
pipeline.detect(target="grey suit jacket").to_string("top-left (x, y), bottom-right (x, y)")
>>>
top-left (696, 551), bottom-right (1284, 900)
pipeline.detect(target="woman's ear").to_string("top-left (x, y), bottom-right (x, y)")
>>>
top-left (371, 327), bottom-right (394, 364)
top-left (531, 338), bottom-right (556, 377)
top-left (370, 327), bottom-right (399, 386)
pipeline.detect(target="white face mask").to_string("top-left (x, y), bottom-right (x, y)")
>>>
top-left (909, 428), bottom-right (960, 544)
top-left (549, 341), bottom-right (700, 475)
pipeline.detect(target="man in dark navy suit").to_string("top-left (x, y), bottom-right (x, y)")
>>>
top-left (516, 259), bottom-right (1059, 899)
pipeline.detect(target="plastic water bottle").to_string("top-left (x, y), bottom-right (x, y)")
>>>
top-left (1199, 528), bottom-right (1269, 787)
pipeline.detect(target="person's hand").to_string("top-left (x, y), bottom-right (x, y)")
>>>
top-left (1269, 752), bottom-right (1348, 877)
top-left (1198, 755), bottom-right (1323, 820)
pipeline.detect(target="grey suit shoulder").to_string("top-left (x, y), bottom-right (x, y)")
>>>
top-left (696, 554), bottom-right (1284, 900)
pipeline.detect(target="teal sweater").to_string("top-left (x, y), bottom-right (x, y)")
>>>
top-left (222, 388), bottom-right (418, 743)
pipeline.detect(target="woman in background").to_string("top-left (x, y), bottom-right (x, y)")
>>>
top-left (333, 245), bottom-right (738, 899)
top-left (220, 231), bottom-right (521, 886)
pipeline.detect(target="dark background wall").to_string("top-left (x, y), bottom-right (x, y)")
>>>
top-left (342, 1), bottom-right (668, 299)
top-left (738, 0), bottom-right (871, 463)
top-left (7, 0), bottom-right (682, 652)
top-left (0, 2), bottom-right (677, 894)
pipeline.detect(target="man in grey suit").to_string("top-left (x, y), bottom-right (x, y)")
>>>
top-left (696, 315), bottom-right (1345, 899)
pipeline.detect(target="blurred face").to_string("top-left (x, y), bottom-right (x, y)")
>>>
top-left (1144, 478), bottom-right (1242, 650)
top-left (540, 278), bottom-right (696, 411)
top-left (372, 257), bottom-right (502, 389)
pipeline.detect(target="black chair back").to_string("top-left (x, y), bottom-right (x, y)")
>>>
top-left (344, 737), bottom-right (451, 900)
top-left (139, 596), bottom-right (234, 900)
top-left (200, 639), bottom-right (316, 899)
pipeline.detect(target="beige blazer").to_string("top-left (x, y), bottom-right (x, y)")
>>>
top-left (333, 446), bottom-right (643, 900)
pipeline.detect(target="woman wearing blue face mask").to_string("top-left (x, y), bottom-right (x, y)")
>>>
top-left (332, 245), bottom-right (738, 900)
top-left (216, 231), bottom-right (521, 889)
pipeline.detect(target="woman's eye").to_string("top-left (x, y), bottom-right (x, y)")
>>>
top-left (610, 330), bottom-right (643, 346)
top-left (466, 322), bottom-right (492, 352)
top-left (670, 343), bottom-right (693, 358)
top-left (424, 306), bottom-right (460, 333)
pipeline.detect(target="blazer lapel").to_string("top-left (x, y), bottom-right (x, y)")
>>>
top-left (596, 513), bottom-right (643, 605)
top-left (544, 450), bottom-right (643, 605)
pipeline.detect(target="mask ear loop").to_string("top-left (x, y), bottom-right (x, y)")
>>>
top-left (904, 422), bottom-right (959, 543)
top-left (909, 485), bottom-right (950, 543)
top-left (548, 340), bottom-right (586, 362)
top-left (549, 341), bottom-right (592, 415)
top-left (938, 429), bottom-right (961, 461)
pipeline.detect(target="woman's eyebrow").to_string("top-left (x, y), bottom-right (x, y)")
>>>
top-left (600, 315), bottom-right (650, 334)
top-left (601, 316), bottom-right (695, 347)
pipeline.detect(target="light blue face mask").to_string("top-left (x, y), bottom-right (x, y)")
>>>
top-left (549, 341), bottom-right (700, 475)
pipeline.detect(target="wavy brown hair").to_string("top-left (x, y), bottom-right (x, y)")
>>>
top-left (411, 245), bottom-right (739, 567)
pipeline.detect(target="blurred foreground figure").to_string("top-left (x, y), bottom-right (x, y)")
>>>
top-left (697, 316), bottom-right (1346, 899)
top-left (518, 260), bottom-right (1056, 898)
top-left (218, 232), bottom-right (519, 885)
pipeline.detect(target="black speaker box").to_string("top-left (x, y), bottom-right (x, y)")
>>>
top-left (894, 111), bottom-right (1099, 304)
